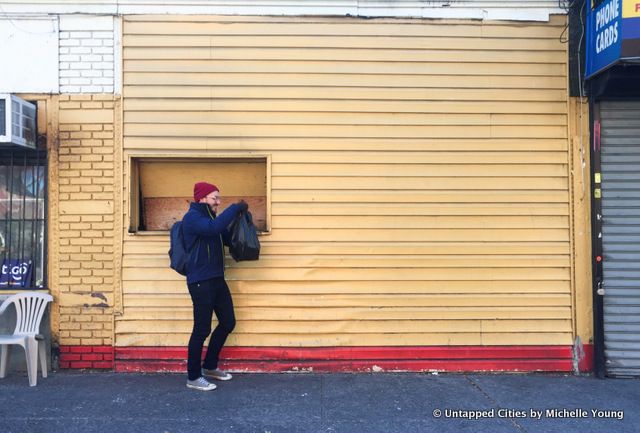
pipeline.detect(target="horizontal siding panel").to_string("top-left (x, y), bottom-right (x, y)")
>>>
top-left (122, 267), bottom-right (570, 281)
top-left (123, 19), bottom-right (565, 38)
top-left (124, 99), bottom-right (569, 114)
top-left (123, 73), bottom-right (566, 90)
top-left (123, 35), bottom-right (566, 51)
top-left (123, 241), bottom-right (570, 255)
top-left (122, 254), bottom-right (569, 269)
top-left (115, 333), bottom-right (487, 347)
top-left (125, 110), bottom-right (494, 125)
top-left (113, 332), bottom-right (573, 347)
top-left (124, 137), bottom-right (569, 152)
top-left (120, 15), bottom-right (572, 350)
top-left (116, 332), bottom-right (572, 347)
top-left (272, 191), bottom-right (568, 203)
top-left (270, 177), bottom-right (569, 191)
top-left (272, 163), bottom-right (570, 176)
top-left (268, 215), bottom-right (569, 228)
top-left (122, 294), bottom-right (571, 308)
top-left (125, 124), bottom-right (567, 139)
top-left (271, 203), bottom-right (570, 216)
top-left (272, 152), bottom-right (569, 164)
top-left (122, 47), bottom-right (566, 63)
top-left (124, 86), bottom-right (567, 101)
top-left (237, 228), bottom-right (568, 242)
top-left (115, 319), bottom-right (572, 334)
top-left (125, 111), bottom-right (567, 126)
top-left (117, 319), bottom-right (484, 334)
top-left (117, 306), bottom-right (571, 320)
top-left (123, 280), bottom-right (570, 294)
top-left (123, 278), bottom-right (570, 296)
top-left (124, 60), bottom-right (567, 77)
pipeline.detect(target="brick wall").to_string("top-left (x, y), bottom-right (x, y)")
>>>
top-left (59, 15), bottom-right (116, 94)
top-left (59, 345), bottom-right (114, 370)
top-left (55, 94), bottom-right (119, 369)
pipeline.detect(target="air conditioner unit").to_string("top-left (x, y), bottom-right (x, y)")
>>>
top-left (0, 94), bottom-right (37, 149)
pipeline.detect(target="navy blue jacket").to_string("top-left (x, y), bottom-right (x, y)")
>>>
top-left (182, 202), bottom-right (241, 284)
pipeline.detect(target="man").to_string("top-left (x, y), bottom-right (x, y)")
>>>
top-left (182, 181), bottom-right (248, 391)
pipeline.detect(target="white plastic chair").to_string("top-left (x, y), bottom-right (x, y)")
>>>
top-left (0, 292), bottom-right (53, 386)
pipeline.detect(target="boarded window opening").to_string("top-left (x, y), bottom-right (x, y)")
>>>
top-left (131, 157), bottom-right (268, 232)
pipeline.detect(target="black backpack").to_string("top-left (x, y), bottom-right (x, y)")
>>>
top-left (168, 221), bottom-right (197, 276)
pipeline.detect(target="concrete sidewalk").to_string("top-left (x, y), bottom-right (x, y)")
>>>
top-left (0, 371), bottom-right (638, 433)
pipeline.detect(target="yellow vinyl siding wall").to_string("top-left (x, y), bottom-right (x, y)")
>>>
top-left (119, 15), bottom-right (572, 347)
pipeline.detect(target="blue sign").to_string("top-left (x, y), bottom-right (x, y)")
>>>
top-left (586, 0), bottom-right (640, 78)
top-left (586, 0), bottom-right (623, 78)
top-left (0, 259), bottom-right (33, 287)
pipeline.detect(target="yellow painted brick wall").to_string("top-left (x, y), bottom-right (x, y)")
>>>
top-left (54, 94), bottom-right (119, 347)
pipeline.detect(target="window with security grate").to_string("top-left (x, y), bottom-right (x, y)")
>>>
top-left (0, 147), bottom-right (47, 289)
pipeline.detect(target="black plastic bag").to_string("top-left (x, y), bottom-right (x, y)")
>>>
top-left (228, 210), bottom-right (260, 261)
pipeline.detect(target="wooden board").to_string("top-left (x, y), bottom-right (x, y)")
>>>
top-left (143, 196), bottom-right (266, 230)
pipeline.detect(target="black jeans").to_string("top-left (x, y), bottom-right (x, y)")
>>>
top-left (187, 277), bottom-right (236, 381)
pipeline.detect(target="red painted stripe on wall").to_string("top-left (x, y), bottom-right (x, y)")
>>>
top-left (116, 359), bottom-right (574, 374)
top-left (115, 345), bottom-right (574, 361)
top-left (110, 345), bottom-right (591, 373)
top-left (58, 345), bottom-right (592, 373)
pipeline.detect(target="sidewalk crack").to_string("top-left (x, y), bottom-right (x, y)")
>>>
top-left (465, 375), bottom-right (528, 433)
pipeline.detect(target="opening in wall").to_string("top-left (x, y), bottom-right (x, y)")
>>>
top-left (130, 157), bottom-right (269, 233)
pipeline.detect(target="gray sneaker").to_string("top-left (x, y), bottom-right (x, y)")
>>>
top-left (186, 376), bottom-right (217, 391)
top-left (202, 368), bottom-right (233, 381)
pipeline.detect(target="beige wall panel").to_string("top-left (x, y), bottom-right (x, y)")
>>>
top-left (272, 163), bottom-right (569, 176)
top-left (270, 177), bottom-right (569, 191)
top-left (272, 191), bottom-right (569, 203)
top-left (123, 73), bottom-right (567, 89)
top-left (268, 152), bottom-right (569, 164)
top-left (124, 99), bottom-right (569, 114)
top-left (124, 137), bottom-right (569, 152)
top-left (120, 14), bottom-right (575, 350)
top-left (122, 267), bottom-right (570, 282)
top-left (123, 35), bottom-right (565, 51)
top-left (123, 241), bottom-right (570, 256)
top-left (126, 112), bottom-right (567, 127)
top-left (123, 86), bottom-right (567, 101)
top-left (118, 306), bottom-right (572, 321)
top-left (117, 319), bottom-right (485, 334)
top-left (124, 59), bottom-right (564, 77)
top-left (271, 203), bottom-right (570, 216)
top-left (121, 293), bottom-right (572, 307)
top-left (123, 254), bottom-right (569, 269)
top-left (116, 333), bottom-right (485, 347)
top-left (114, 332), bottom-right (573, 348)
top-left (124, 14), bottom-right (566, 35)
top-left (115, 319), bottom-right (573, 335)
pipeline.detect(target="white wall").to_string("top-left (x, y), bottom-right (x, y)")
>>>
top-left (0, 17), bottom-right (59, 93)
top-left (59, 15), bottom-right (118, 94)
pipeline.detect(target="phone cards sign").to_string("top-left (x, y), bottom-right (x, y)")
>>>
top-left (0, 260), bottom-right (33, 287)
top-left (587, 0), bottom-right (623, 78)
top-left (586, 0), bottom-right (640, 78)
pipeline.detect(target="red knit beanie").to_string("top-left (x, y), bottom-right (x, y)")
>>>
top-left (193, 182), bottom-right (219, 202)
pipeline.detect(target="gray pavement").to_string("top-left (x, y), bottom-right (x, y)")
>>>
top-left (0, 371), bottom-right (638, 433)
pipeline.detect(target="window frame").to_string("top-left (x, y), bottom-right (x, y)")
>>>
top-left (127, 153), bottom-right (271, 235)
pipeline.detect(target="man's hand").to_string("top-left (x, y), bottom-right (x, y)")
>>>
top-left (237, 199), bottom-right (249, 212)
